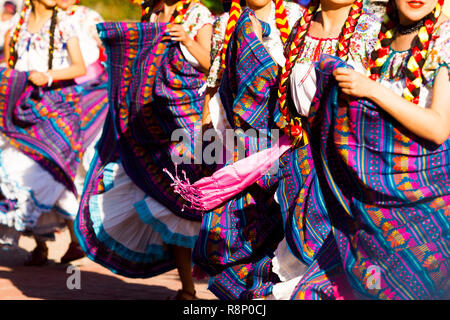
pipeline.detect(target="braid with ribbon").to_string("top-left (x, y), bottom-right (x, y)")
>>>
top-left (220, 0), bottom-right (291, 69)
top-left (141, 0), bottom-right (192, 23)
top-left (367, 0), bottom-right (444, 104)
top-left (337, 0), bottom-right (364, 61)
top-left (277, 0), bottom-right (364, 146)
top-left (8, 0), bottom-right (58, 71)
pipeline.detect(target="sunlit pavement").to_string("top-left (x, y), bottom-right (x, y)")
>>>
top-left (0, 229), bottom-right (216, 300)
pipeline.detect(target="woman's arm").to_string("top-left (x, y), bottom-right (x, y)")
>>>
top-left (333, 67), bottom-right (450, 145)
top-left (169, 23), bottom-right (212, 72)
top-left (28, 37), bottom-right (86, 86)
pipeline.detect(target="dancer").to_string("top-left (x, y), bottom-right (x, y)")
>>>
top-left (75, 0), bottom-right (214, 300)
top-left (0, 0), bottom-right (86, 265)
top-left (258, 0), bottom-right (383, 299)
top-left (176, 0), bottom-right (381, 300)
top-left (0, 1), bottom-right (17, 59)
top-left (307, 0), bottom-right (449, 299)
top-left (56, 0), bottom-right (109, 198)
top-left (202, 0), bottom-right (302, 131)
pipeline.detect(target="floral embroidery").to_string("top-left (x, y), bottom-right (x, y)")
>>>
top-left (295, 13), bottom-right (380, 68)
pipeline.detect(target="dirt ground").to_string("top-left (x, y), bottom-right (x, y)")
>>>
top-left (0, 229), bottom-right (216, 300)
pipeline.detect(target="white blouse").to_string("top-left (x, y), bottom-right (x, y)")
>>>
top-left (264, 1), bottom-right (302, 67)
top-left (377, 20), bottom-right (450, 109)
top-left (66, 5), bottom-right (104, 67)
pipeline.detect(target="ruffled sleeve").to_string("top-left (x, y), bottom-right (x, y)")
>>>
top-left (184, 2), bottom-right (215, 39)
top-left (8, 13), bottom-right (19, 33)
top-left (423, 19), bottom-right (450, 86)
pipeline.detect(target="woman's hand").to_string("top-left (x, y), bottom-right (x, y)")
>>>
top-left (333, 68), bottom-right (375, 98)
top-left (28, 71), bottom-right (50, 87)
top-left (169, 24), bottom-right (193, 47)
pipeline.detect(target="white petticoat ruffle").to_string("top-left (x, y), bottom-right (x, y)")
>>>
top-left (89, 162), bottom-right (201, 257)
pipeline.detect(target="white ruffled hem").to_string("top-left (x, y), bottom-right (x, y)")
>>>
top-left (135, 195), bottom-right (201, 248)
top-left (90, 162), bottom-right (200, 255)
